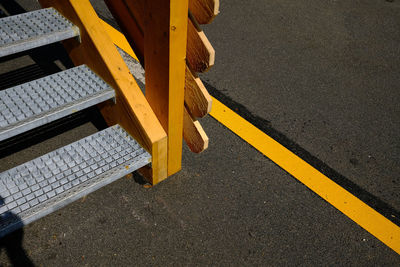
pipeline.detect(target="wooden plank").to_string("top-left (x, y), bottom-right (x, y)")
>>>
top-left (189, 0), bottom-right (219, 24)
top-left (144, 0), bottom-right (188, 175)
top-left (104, 0), bottom-right (144, 65)
top-left (185, 65), bottom-right (212, 118)
top-left (100, 5), bottom-right (213, 164)
top-left (108, 0), bottom-right (214, 73)
top-left (101, 19), bottom-right (138, 62)
top-left (39, 0), bottom-right (168, 184)
top-left (123, 0), bottom-right (145, 32)
top-left (100, 17), bottom-right (211, 130)
top-left (187, 13), bottom-right (215, 73)
top-left (183, 107), bottom-right (209, 153)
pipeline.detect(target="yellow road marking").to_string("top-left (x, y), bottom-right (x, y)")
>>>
top-left (103, 20), bottom-right (400, 255)
top-left (210, 97), bottom-right (400, 254)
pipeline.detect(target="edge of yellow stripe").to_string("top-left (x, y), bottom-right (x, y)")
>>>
top-left (102, 19), bottom-right (400, 255)
top-left (210, 97), bottom-right (400, 254)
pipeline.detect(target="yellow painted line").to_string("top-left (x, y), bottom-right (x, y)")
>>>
top-left (210, 97), bottom-right (400, 254)
top-left (103, 20), bottom-right (400, 255)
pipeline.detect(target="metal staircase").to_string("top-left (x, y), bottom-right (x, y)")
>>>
top-left (0, 8), bottom-right (79, 57)
top-left (0, 8), bottom-right (151, 238)
top-left (0, 65), bottom-right (115, 141)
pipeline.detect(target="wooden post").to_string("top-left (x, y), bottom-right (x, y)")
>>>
top-left (144, 0), bottom-right (189, 176)
top-left (39, 0), bottom-right (168, 184)
top-left (189, 0), bottom-right (219, 24)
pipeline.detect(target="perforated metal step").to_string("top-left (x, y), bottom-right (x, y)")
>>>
top-left (0, 8), bottom-right (79, 57)
top-left (0, 124), bottom-right (151, 237)
top-left (0, 65), bottom-right (115, 141)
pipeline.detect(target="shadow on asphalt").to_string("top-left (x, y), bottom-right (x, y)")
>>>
top-left (204, 80), bottom-right (400, 227)
top-left (0, 0), bottom-right (111, 161)
top-left (0, 1), bottom-right (36, 264)
top-left (0, 2), bottom-right (111, 264)
top-left (0, 106), bottom-right (108, 160)
top-left (0, 0), bottom-right (75, 91)
top-left (0, 197), bottom-right (34, 266)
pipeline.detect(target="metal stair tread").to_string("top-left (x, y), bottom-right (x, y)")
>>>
top-left (0, 8), bottom-right (79, 57)
top-left (0, 65), bottom-right (115, 141)
top-left (0, 124), bottom-right (151, 238)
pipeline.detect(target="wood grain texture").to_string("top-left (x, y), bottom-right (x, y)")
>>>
top-left (100, 18), bottom-right (212, 149)
top-left (183, 107), bottom-right (209, 153)
top-left (187, 14), bottom-right (215, 72)
top-left (123, 0), bottom-right (145, 31)
top-left (104, 0), bottom-right (144, 65)
top-left (185, 65), bottom-right (212, 118)
top-left (101, 3), bottom-right (211, 156)
top-left (108, 0), bottom-right (214, 73)
top-left (189, 0), bottom-right (219, 24)
top-left (144, 0), bottom-right (188, 175)
top-left (38, 0), bottom-right (168, 184)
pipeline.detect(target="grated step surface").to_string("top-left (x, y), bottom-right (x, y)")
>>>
top-left (0, 124), bottom-right (151, 238)
top-left (0, 65), bottom-right (115, 141)
top-left (0, 8), bottom-right (79, 57)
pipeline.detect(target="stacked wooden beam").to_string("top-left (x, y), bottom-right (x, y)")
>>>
top-left (105, 0), bottom-right (219, 154)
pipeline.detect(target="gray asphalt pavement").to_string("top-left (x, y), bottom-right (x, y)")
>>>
top-left (201, 0), bottom-right (400, 216)
top-left (0, 0), bottom-right (399, 265)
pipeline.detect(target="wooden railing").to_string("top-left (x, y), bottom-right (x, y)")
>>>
top-left (105, 0), bottom-right (218, 173)
top-left (38, 0), bottom-right (219, 183)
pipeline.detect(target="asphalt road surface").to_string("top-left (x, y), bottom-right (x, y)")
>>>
top-left (0, 0), bottom-right (399, 265)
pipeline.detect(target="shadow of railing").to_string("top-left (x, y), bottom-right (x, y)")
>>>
top-left (0, 1), bottom-right (109, 265)
top-left (0, 0), bottom-right (75, 91)
top-left (204, 80), bottom-right (400, 227)
top-left (0, 0), bottom-right (109, 160)
top-left (0, 197), bottom-right (34, 266)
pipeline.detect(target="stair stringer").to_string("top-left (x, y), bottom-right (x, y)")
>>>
top-left (38, 0), bottom-right (168, 184)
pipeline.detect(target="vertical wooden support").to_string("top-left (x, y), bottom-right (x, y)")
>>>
top-left (105, 0), bottom-right (145, 65)
top-left (189, 0), bottom-right (219, 24)
top-left (144, 0), bottom-right (189, 176)
top-left (39, 0), bottom-right (168, 184)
